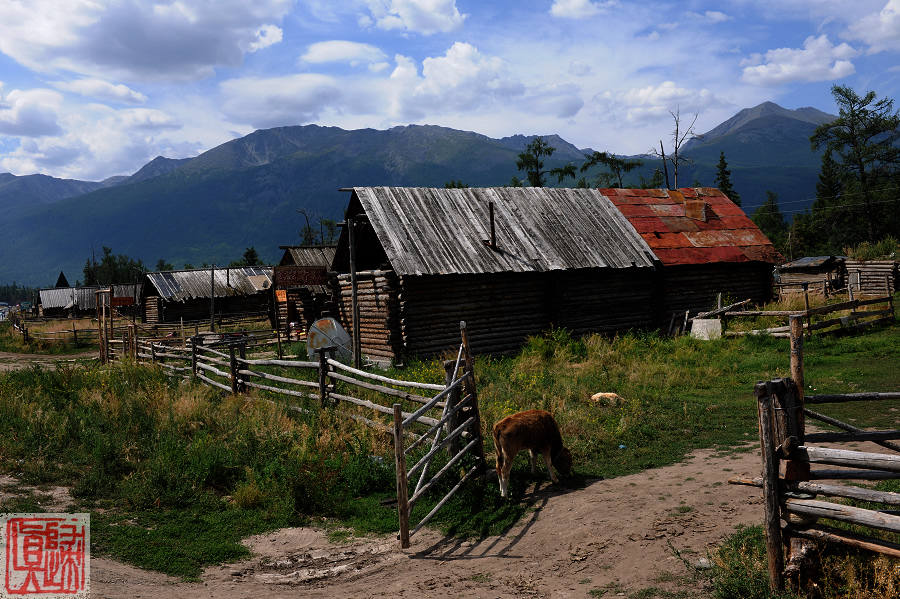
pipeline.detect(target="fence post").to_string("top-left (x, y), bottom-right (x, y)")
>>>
top-left (317, 347), bottom-right (332, 408)
top-left (393, 403), bottom-right (410, 549)
top-left (443, 359), bottom-right (463, 456)
top-left (191, 336), bottom-right (198, 378)
top-left (229, 345), bottom-right (239, 395)
top-left (459, 321), bottom-right (487, 473)
top-left (786, 316), bottom-right (809, 481)
top-left (238, 342), bottom-right (247, 393)
top-left (150, 342), bottom-right (156, 364)
top-left (756, 381), bottom-right (784, 592)
top-left (72, 319), bottom-right (78, 346)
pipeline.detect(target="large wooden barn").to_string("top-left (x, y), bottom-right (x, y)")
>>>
top-left (142, 266), bottom-right (273, 324)
top-left (603, 188), bottom-right (781, 320)
top-left (331, 187), bottom-right (658, 359)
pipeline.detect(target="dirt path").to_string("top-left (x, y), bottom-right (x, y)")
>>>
top-left (0, 350), bottom-right (97, 371)
top-left (89, 446), bottom-right (764, 599)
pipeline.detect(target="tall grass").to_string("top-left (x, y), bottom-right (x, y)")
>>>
top-left (0, 312), bottom-right (897, 583)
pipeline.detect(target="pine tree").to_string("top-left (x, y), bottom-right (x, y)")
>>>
top-left (811, 85), bottom-right (900, 241)
top-left (714, 152), bottom-right (740, 206)
top-left (752, 191), bottom-right (787, 251)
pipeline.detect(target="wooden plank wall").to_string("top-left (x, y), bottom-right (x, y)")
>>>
top-left (145, 296), bottom-right (161, 324)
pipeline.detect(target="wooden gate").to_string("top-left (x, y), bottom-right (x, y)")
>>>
top-left (392, 322), bottom-right (487, 548)
top-left (731, 315), bottom-right (900, 591)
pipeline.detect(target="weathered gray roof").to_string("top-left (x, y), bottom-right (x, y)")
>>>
top-left (279, 246), bottom-right (337, 268)
top-left (39, 284), bottom-right (142, 310)
top-left (350, 187), bottom-right (656, 276)
top-left (778, 256), bottom-right (846, 271)
top-left (145, 267), bottom-right (272, 302)
top-left (40, 287), bottom-right (99, 310)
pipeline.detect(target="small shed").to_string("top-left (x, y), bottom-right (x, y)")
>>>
top-left (776, 256), bottom-right (846, 296)
top-left (273, 245), bottom-right (337, 332)
top-left (604, 188), bottom-right (781, 319)
top-left (332, 187), bottom-right (658, 359)
top-left (142, 266), bottom-right (273, 324)
top-left (38, 284), bottom-right (141, 318)
top-left (845, 260), bottom-right (898, 296)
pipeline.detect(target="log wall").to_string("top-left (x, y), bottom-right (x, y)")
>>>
top-left (660, 263), bottom-right (773, 318)
top-left (337, 268), bottom-right (655, 360)
top-left (846, 260), bottom-right (897, 295)
top-left (336, 271), bottom-right (402, 359)
top-left (277, 287), bottom-right (333, 330)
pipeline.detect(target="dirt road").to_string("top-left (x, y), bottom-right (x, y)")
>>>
top-left (90, 446), bottom-right (763, 599)
top-left (0, 350), bottom-right (96, 372)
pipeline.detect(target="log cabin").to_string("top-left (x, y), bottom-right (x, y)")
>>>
top-left (331, 187), bottom-right (659, 360)
top-left (142, 266), bottom-right (272, 324)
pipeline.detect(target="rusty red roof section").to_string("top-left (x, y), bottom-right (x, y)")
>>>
top-left (602, 188), bottom-right (782, 266)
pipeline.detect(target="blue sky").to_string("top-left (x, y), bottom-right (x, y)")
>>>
top-left (0, 0), bottom-right (897, 181)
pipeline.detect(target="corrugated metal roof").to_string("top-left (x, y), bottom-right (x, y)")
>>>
top-left (279, 246), bottom-right (336, 268)
top-left (350, 187), bottom-right (656, 276)
top-left (603, 188), bottom-right (782, 266)
top-left (40, 287), bottom-right (99, 310)
top-left (145, 267), bottom-right (273, 302)
top-left (39, 284), bottom-right (143, 310)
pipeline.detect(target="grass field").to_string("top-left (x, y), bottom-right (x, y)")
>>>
top-left (0, 305), bottom-right (897, 586)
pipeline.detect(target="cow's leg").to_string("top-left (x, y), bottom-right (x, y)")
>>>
top-left (543, 449), bottom-right (559, 483)
top-left (529, 449), bottom-right (537, 475)
top-left (500, 449), bottom-right (516, 498)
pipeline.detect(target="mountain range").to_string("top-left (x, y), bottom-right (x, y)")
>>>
top-left (0, 101), bottom-right (833, 286)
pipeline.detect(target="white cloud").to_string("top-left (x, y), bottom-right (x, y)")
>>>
top-left (741, 35), bottom-right (858, 85)
top-left (248, 24), bottom-right (283, 52)
top-left (404, 42), bottom-right (525, 115)
top-left (593, 81), bottom-right (727, 124)
top-left (0, 0), bottom-right (292, 81)
top-left (687, 10), bottom-right (731, 23)
top-left (362, 0), bottom-right (466, 34)
top-left (0, 102), bottom-right (184, 179)
top-left (301, 41), bottom-right (387, 65)
top-left (568, 61), bottom-right (592, 77)
top-left (550, 0), bottom-right (615, 18)
top-left (50, 79), bottom-right (147, 104)
top-left (845, 0), bottom-right (900, 53)
top-left (0, 85), bottom-right (63, 137)
top-left (220, 74), bottom-right (345, 128)
top-left (219, 42), bottom-right (585, 131)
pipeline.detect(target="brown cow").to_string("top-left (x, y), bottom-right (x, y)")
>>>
top-left (492, 409), bottom-right (572, 497)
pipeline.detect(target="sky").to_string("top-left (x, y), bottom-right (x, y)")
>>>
top-left (0, 0), bottom-right (898, 182)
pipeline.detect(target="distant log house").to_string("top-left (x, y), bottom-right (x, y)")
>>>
top-left (141, 266), bottom-right (273, 324)
top-left (39, 285), bottom-right (140, 318)
top-left (603, 188), bottom-right (781, 319)
top-left (775, 256), bottom-right (846, 296)
top-left (273, 245), bottom-right (336, 334)
top-left (331, 187), bottom-right (659, 360)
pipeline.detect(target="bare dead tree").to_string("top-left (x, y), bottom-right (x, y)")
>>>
top-left (649, 107), bottom-right (699, 189)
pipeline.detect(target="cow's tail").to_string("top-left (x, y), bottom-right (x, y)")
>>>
top-left (492, 425), bottom-right (503, 472)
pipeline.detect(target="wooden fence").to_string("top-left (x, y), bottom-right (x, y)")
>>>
top-left (722, 292), bottom-right (895, 338)
top-left (123, 320), bottom-right (487, 548)
top-left (730, 316), bottom-right (900, 591)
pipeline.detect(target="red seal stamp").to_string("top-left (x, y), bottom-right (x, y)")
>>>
top-left (1, 514), bottom-right (89, 598)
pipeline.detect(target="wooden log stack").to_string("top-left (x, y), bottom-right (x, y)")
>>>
top-left (337, 270), bottom-right (402, 359)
